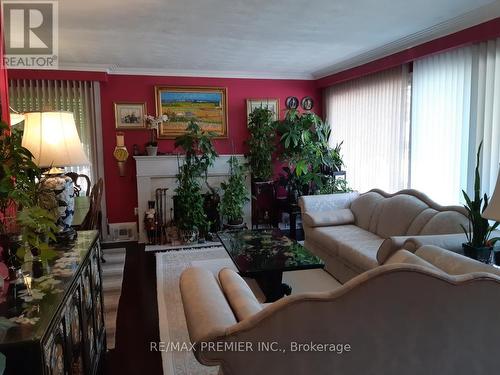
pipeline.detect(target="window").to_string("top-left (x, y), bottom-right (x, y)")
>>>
top-left (324, 66), bottom-right (411, 193)
top-left (9, 79), bottom-right (98, 188)
top-left (324, 38), bottom-right (500, 205)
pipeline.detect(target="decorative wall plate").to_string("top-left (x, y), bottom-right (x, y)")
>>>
top-left (285, 96), bottom-right (299, 110)
top-left (301, 96), bottom-right (314, 111)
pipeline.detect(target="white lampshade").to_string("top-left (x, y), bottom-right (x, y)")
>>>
top-left (22, 111), bottom-right (90, 168)
top-left (10, 113), bottom-right (25, 125)
top-left (483, 165), bottom-right (500, 222)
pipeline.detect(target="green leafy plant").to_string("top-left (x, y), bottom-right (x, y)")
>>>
top-left (0, 121), bottom-right (40, 232)
top-left (0, 120), bottom-right (58, 261)
top-left (174, 122), bottom-right (218, 236)
top-left (16, 206), bottom-right (58, 261)
top-left (220, 156), bottom-right (249, 224)
top-left (461, 142), bottom-right (499, 248)
top-left (276, 110), bottom-right (347, 201)
top-left (175, 164), bottom-right (208, 233)
top-left (318, 177), bottom-right (352, 195)
top-left (245, 107), bottom-right (276, 181)
top-left (174, 121), bottom-right (218, 176)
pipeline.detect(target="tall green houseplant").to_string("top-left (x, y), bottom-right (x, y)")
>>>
top-left (246, 107), bottom-right (276, 181)
top-left (220, 157), bottom-right (249, 225)
top-left (174, 121), bottom-right (218, 241)
top-left (461, 142), bottom-right (499, 262)
top-left (276, 110), bottom-right (345, 201)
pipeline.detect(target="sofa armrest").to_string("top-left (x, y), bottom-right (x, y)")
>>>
top-left (302, 208), bottom-right (355, 228)
top-left (180, 267), bottom-right (237, 343)
top-left (377, 236), bottom-right (415, 264)
top-left (415, 245), bottom-right (500, 276)
top-left (403, 233), bottom-right (468, 253)
top-left (219, 268), bottom-right (263, 321)
top-left (298, 192), bottom-right (359, 214)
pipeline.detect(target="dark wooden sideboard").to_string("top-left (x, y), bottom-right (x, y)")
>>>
top-left (0, 231), bottom-right (105, 374)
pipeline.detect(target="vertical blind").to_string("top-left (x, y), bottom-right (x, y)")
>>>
top-left (324, 66), bottom-right (411, 193)
top-left (472, 38), bottom-right (500, 197)
top-left (410, 47), bottom-right (473, 205)
top-left (8, 80), bottom-right (98, 185)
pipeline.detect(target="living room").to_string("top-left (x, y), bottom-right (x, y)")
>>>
top-left (0, 0), bottom-right (500, 374)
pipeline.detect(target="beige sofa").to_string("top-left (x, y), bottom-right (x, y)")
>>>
top-left (180, 246), bottom-right (500, 375)
top-left (298, 189), bottom-right (469, 282)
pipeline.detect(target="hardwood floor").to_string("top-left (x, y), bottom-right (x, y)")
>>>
top-left (102, 242), bottom-right (163, 374)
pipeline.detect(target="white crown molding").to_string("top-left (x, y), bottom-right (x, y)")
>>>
top-left (56, 63), bottom-right (314, 80)
top-left (313, 1), bottom-right (500, 79)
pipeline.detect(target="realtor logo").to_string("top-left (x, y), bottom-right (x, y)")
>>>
top-left (2, 1), bottom-right (58, 68)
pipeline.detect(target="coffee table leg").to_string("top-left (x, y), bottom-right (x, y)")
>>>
top-left (253, 271), bottom-right (292, 302)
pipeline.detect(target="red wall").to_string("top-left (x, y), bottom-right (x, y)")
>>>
top-left (100, 75), bottom-right (321, 223)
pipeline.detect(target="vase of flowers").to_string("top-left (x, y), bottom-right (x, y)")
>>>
top-left (145, 114), bottom-right (168, 156)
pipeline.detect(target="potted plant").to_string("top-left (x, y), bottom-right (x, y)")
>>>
top-left (277, 110), bottom-right (344, 202)
top-left (174, 163), bottom-right (208, 243)
top-left (220, 156), bottom-right (249, 226)
top-left (174, 121), bottom-right (218, 242)
top-left (0, 120), bottom-right (58, 274)
top-left (145, 115), bottom-right (167, 156)
top-left (461, 142), bottom-right (500, 263)
top-left (246, 107), bottom-right (276, 182)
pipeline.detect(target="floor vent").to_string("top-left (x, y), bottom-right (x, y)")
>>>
top-left (107, 222), bottom-right (137, 242)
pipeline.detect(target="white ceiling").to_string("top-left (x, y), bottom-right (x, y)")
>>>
top-left (58, 0), bottom-right (500, 79)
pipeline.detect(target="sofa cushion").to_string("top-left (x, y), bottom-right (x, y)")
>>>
top-left (419, 211), bottom-right (469, 235)
top-left (302, 208), bottom-right (355, 228)
top-left (307, 225), bottom-right (384, 271)
top-left (373, 195), bottom-right (428, 238)
top-left (350, 192), bottom-right (384, 231)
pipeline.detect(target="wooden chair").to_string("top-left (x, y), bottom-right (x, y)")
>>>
top-left (80, 178), bottom-right (104, 231)
top-left (65, 172), bottom-right (91, 197)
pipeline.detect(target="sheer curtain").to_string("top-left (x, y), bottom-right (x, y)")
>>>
top-left (324, 66), bottom-right (411, 193)
top-left (471, 38), bottom-right (500, 197)
top-left (410, 47), bottom-right (473, 205)
top-left (8, 79), bottom-right (98, 186)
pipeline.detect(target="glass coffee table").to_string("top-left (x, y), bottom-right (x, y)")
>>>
top-left (218, 229), bottom-right (324, 302)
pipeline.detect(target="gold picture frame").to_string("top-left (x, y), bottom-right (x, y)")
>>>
top-left (155, 86), bottom-right (228, 139)
top-left (246, 98), bottom-right (280, 121)
top-left (114, 102), bottom-right (147, 130)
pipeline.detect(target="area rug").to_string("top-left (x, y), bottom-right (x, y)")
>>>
top-left (101, 247), bottom-right (126, 350)
top-left (156, 246), bottom-right (341, 375)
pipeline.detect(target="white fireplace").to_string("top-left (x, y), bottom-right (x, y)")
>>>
top-left (134, 154), bottom-right (251, 243)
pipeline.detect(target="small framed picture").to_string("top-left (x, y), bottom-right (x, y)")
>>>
top-left (246, 98), bottom-right (280, 121)
top-left (114, 102), bottom-right (147, 130)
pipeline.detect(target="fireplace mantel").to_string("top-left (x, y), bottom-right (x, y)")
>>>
top-left (134, 154), bottom-right (251, 243)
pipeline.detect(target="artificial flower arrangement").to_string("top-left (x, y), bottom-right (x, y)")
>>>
top-left (145, 114), bottom-right (168, 147)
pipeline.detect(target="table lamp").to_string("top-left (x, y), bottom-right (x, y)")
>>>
top-left (22, 111), bottom-right (90, 239)
top-left (482, 165), bottom-right (500, 222)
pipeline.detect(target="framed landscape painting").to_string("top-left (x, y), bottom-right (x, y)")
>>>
top-left (246, 98), bottom-right (279, 121)
top-left (155, 86), bottom-right (228, 138)
top-left (114, 102), bottom-right (146, 130)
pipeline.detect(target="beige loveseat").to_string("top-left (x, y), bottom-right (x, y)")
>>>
top-left (180, 246), bottom-right (500, 375)
top-left (299, 189), bottom-right (469, 282)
